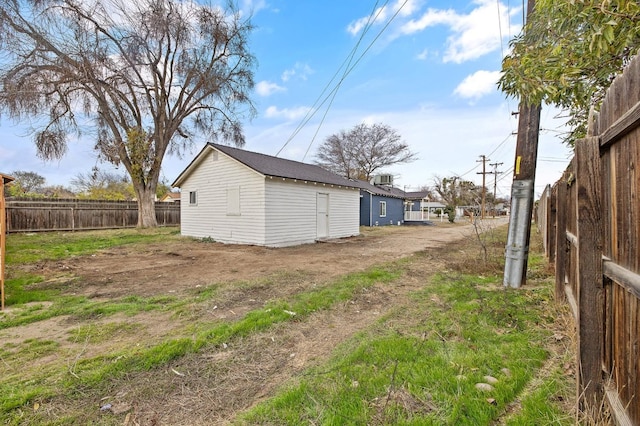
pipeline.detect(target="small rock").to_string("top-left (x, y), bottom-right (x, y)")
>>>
top-left (483, 375), bottom-right (499, 384)
top-left (475, 383), bottom-right (494, 392)
top-left (500, 368), bottom-right (512, 377)
top-left (100, 403), bottom-right (112, 412)
top-left (111, 403), bottom-right (132, 415)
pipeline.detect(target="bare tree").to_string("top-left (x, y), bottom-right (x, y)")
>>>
top-left (315, 123), bottom-right (416, 180)
top-left (0, 0), bottom-right (256, 226)
top-left (314, 129), bottom-right (361, 179)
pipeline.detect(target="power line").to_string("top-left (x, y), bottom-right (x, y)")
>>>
top-left (488, 132), bottom-right (515, 158)
top-left (300, 1), bottom-right (391, 160)
top-left (276, 1), bottom-right (387, 157)
top-left (278, 0), bottom-right (409, 159)
top-left (457, 162), bottom-right (481, 179)
top-left (301, 0), bottom-right (411, 161)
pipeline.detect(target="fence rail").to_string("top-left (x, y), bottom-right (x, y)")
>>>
top-left (537, 54), bottom-right (640, 424)
top-left (5, 198), bottom-right (180, 232)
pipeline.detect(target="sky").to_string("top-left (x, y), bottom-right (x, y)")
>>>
top-left (0, 0), bottom-right (574, 199)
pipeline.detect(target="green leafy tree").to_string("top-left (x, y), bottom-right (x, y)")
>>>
top-left (71, 169), bottom-right (135, 200)
top-left (433, 175), bottom-right (480, 207)
top-left (155, 179), bottom-right (171, 200)
top-left (433, 176), bottom-right (484, 222)
top-left (0, 0), bottom-right (256, 226)
top-left (9, 171), bottom-right (46, 195)
top-left (499, 1), bottom-right (640, 144)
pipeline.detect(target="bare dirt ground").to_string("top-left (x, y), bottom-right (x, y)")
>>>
top-left (29, 219), bottom-right (507, 300)
top-left (5, 218), bottom-right (511, 425)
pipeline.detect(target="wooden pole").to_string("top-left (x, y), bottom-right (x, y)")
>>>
top-left (477, 155), bottom-right (489, 219)
top-left (1, 178), bottom-right (4, 311)
top-left (503, 0), bottom-right (542, 288)
top-left (0, 174), bottom-right (14, 311)
top-left (0, 173), bottom-right (15, 311)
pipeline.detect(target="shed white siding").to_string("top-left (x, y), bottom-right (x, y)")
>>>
top-left (264, 179), bottom-right (359, 247)
top-left (175, 145), bottom-right (360, 247)
top-left (180, 150), bottom-right (267, 245)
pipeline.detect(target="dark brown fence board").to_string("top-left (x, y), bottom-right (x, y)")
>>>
top-left (575, 136), bottom-right (605, 406)
top-left (554, 179), bottom-right (567, 302)
top-left (548, 184), bottom-right (556, 262)
top-left (539, 53), bottom-right (640, 423)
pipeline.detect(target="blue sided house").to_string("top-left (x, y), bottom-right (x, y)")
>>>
top-left (355, 179), bottom-right (406, 226)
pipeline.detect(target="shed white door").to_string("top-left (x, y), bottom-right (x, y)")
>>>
top-left (316, 193), bottom-right (329, 239)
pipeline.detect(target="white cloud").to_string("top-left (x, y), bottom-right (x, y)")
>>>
top-left (454, 70), bottom-right (502, 99)
top-left (264, 106), bottom-right (312, 120)
top-left (351, 0), bottom-right (521, 64)
top-left (442, 0), bottom-right (515, 63)
top-left (400, 9), bottom-right (456, 34)
top-left (281, 62), bottom-right (314, 82)
top-left (415, 48), bottom-right (432, 61)
top-left (347, 0), bottom-right (420, 35)
top-left (255, 80), bottom-right (285, 97)
top-left (239, 0), bottom-right (269, 15)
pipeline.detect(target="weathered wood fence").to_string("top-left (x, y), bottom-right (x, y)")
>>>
top-left (538, 54), bottom-right (640, 424)
top-left (5, 198), bottom-right (180, 232)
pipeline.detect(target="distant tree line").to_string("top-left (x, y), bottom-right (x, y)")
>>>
top-left (4, 169), bottom-right (171, 200)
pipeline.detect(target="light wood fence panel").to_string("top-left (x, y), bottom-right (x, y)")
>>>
top-left (5, 198), bottom-right (180, 232)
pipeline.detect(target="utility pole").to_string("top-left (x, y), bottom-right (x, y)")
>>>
top-left (503, 0), bottom-right (541, 288)
top-left (490, 162), bottom-right (503, 217)
top-left (476, 155), bottom-right (489, 219)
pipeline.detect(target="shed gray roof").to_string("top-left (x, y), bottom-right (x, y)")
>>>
top-left (352, 180), bottom-right (407, 199)
top-left (172, 143), bottom-right (358, 188)
top-left (404, 191), bottom-right (431, 200)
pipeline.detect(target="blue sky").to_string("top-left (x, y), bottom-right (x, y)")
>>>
top-left (0, 0), bottom-right (573, 198)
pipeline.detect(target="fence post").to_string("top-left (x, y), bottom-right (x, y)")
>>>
top-left (548, 185), bottom-right (556, 262)
top-left (554, 179), bottom-right (567, 302)
top-left (575, 136), bottom-right (604, 410)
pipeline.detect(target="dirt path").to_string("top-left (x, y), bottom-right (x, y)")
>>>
top-left (29, 218), bottom-right (508, 300)
top-left (6, 218), bottom-right (509, 424)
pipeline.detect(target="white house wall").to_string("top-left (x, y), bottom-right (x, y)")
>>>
top-left (180, 150), bottom-right (267, 245)
top-left (264, 179), bottom-right (360, 247)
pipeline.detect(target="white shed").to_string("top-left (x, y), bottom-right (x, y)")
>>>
top-left (171, 143), bottom-right (360, 247)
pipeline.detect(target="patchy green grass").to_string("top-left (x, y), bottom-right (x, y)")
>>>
top-left (0, 225), bottom-right (576, 425)
top-left (5, 227), bottom-right (180, 265)
top-left (236, 267), bottom-right (572, 426)
top-left (0, 254), bottom-right (402, 419)
top-left (68, 322), bottom-right (144, 345)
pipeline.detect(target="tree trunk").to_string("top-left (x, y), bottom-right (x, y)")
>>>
top-left (136, 186), bottom-right (158, 228)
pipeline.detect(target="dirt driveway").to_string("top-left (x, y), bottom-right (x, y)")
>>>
top-left (35, 218), bottom-right (508, 300)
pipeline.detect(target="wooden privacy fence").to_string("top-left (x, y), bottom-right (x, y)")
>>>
top-left (5, 198), bottom-right (180, 232)
top-left (538, 54), bottom-right (640, 424)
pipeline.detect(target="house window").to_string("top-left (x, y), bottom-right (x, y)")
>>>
top-left (189, 191), bottom-right (197, 205)
top-left (379, 201), bottom-right (387, 217)
top-left (227, 186), bottom-right (240, 215)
